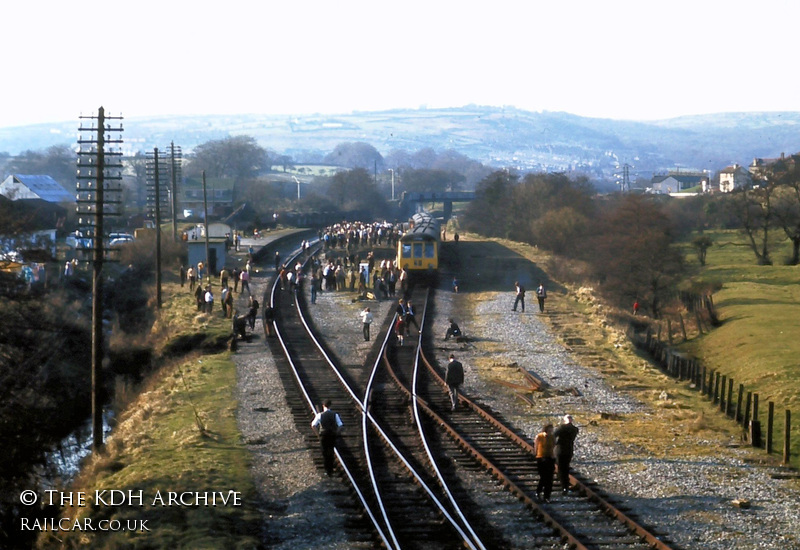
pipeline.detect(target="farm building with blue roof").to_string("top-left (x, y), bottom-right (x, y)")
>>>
top-left (0, 174), bottom-right (74, 203)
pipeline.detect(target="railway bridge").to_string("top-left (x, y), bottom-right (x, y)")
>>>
top-left (399, 190), bottom-right (475, 220)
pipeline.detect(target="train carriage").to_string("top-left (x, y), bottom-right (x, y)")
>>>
top-left (397, 212), bottom-right (440, 280)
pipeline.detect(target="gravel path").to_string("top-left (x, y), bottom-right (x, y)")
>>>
top-left (233, 239), bottom-right (800, 549)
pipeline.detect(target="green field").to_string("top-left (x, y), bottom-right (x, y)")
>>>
top-left (679, 229), bottom-right (800, 464)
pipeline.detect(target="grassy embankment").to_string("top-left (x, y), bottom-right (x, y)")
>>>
top-left (39, 281), bottom-right (262, 549)
top-left (678, 229), bottom-right (800, 464)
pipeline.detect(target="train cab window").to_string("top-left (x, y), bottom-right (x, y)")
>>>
top-left (424, 243), bottom-right (434, 258)
top-left (402, 243), bottom-right (412, 257)
top-left (413, 243), bottom-right (423, 258)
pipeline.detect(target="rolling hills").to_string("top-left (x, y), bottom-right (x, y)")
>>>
top-left (1, 106), bottom-right (799, 179)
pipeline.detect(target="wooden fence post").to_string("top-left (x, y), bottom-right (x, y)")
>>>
top-left (719, 375), bottom-right (727, 412)
top-left (678, 313), bottom-right (688, 341)
top-left (744, 392), bottom-right (752, 432)
top-left (784, 410), bottom-right (792, 465)
top-left (727, 378), bottom-right (734, 418)
top-left (736, 384), bottom-right (744, 423)
top-left (714, 372), bottom-right (721, 404)
top-left (767, 402), bottom-right (774, 455)
top-left (701, 366), bottom-right (707, 395)
top-left (667, 319), bottom-right (673, 345)
top-left (751, 393), bottom-right (761, 447)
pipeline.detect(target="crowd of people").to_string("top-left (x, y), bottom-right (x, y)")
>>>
top-left (318, 220), bottom-right (399, 252)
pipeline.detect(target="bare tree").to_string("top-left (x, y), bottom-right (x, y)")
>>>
top-left (464, 170), bottom-right (517, 238)
top-left (692, 234), bottom-right (714, 266)
top-left (325, 168), bottom-right (388, 218)
top-left (725, 180), bottom-right (775, 265)
top-left (324, 142), bottom-right (384, 171)
top-left (4, 144), bottom-right (74, 185)
top-left (185, 136), bottom-right (269, 182)
top-left (767, 154), bottom-right (800, 264)
top-left (401, 168), bottom-right (464, 194)
top-left (588, 195), bottom-right (684, 317)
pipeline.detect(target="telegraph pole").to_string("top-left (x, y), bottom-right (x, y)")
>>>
top-left (168, 142), bottom-right (182, 242)
top-left (202, 170), bottom-right (210, 287)
top-left (76, 107), bottom-right (123, 453)
top-left (147, 149), bottom-right (170, 309)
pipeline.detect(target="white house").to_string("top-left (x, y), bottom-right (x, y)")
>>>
top-left (650, 174), bottom-right (707, 194)
top-left (0, 175), bottom-right (74, 203)
top-left (719, 164), bottom-right (752, 193)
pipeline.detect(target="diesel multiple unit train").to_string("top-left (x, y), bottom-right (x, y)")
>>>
top-left (396, 212), bottom-right (440, 279)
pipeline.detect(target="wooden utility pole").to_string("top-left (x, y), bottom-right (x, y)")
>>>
top-left (154, 148), bottom-right (163, 309)
top-left (76, 107), bottom-right (123, 453)
top-left (147, 149), bottom-right (169, 309)
top-left (169, 142), bottom-right (182, 242)
top-left (202, 170), bottom-right (210, 286)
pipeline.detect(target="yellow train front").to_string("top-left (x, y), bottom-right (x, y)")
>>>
top-left (397, 212), bottom-right (440, 282)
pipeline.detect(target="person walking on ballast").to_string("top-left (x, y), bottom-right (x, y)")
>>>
top-left (554, 414), bottom-right (579, 494)
top-left (513, 281), bottom-right (525, 312)
top-left (311, 400), bottom-right (344, 477)
top-left (445, 354), bottom-right (464, 411)
top-left (536, 283), bottom-right (547, 313)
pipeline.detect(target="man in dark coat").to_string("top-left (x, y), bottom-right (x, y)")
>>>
top-left (311, 400), bottom-right (343, 476)
top-left (554, 414), bottom-right (579, 494)
top-left (262, 299), bottom-right (274, 340)
top-left (445, 354), bottom-right (464, 411)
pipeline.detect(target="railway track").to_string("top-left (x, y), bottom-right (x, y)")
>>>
top-left (382, 286), bottom-right (679, 550)
top-left (264, 241), bottom-right (678, 549)
top-left (266, 249), bottom-right (483, 549)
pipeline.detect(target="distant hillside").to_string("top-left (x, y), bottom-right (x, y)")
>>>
top-left (1, 106), bottom-right (799, 180)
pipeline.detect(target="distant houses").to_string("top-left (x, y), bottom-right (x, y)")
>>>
top-left (719, 164), bottom-right (753, 193)
top-left (649, 164), bottom-right (757, 195)
top-left (0, 174), bottom-right (74, 203)
top-left (182, 176), bottom-right (234, 217)
top-left (650, 173), bottom-right (708, 195)
top-left (0, 175), bottom-right (75, 262)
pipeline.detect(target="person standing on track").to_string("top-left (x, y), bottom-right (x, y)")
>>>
top-left (311, 400), bottom-right (344, 477)
top-left (513, 281), bottom-right (525, 312)
top-left (360, 307), bottom-right (374, 341)
top-left (445, 354), bottom-right (464, 411)
top-left (240, 268), bottom-right (250, 295)
top-left (262, 301), bottom-right (274, 340)
top-left (394, 315), bottom-right (406, 346)
top-left (554, 414), bottom-right (579, 495)
top-left (404, 300), bottom-right (420, 335)
top-left (534, 423), bottom-right (556, 502)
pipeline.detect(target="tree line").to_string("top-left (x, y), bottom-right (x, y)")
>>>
top-left (1, 137), bottom-right (489, 226)
top-left (462, 165), bottom-right (800, 319)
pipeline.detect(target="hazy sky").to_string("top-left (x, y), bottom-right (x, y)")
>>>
top-left (4, 0), bottom-right (798, 128)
